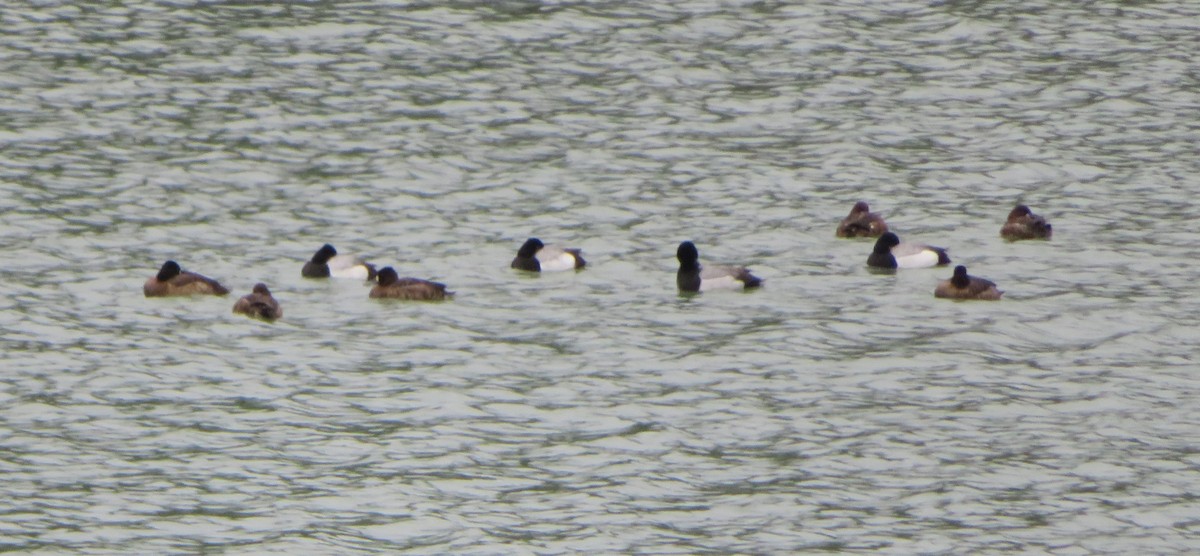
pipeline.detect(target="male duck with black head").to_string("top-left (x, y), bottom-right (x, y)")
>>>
top-left (867, 233), bottom-right (950, 269)
top-left (144, 260), bottom-right (229, 297)
top-left (233, 283), bottom-right (283, 320)
top-left (511, 238), bottom-right (586, 272)
top-left (370, 267), bottom-right (452, 301)
top-left (676, 241), bottom-right (763, 293)
top-left (302, 244), bottom-right (377, 280)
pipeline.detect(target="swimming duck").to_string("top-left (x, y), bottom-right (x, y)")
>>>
top-left (369, 267), bottom-right (452, 300)
top-left (233, 283), bottom-right (283, 320)
top-left (867, 232), bottom-right (950, 269)
top-left (511, 238), bottom-right (586, 272)
top-left (144, 260), bottom-right (230, 297)
top-left (302, 244), bottom-right (377, 280)
top-left (935, 265), bottom-right (1003, 300)
top-left (1000, 205), bottom-right (1052, 240)
top-left (836, 201), bottom-right (889, 238)
top-left (676, 241), bottom-right (763, 292)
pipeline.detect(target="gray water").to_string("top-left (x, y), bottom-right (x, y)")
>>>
top-left (1, 1), bottom-right (1198, 554)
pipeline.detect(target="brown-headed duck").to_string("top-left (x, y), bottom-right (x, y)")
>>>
top-left (836, 201), bottom-right (889, 238)
top-left (1001, 205), bottom-right (1052, 240)
top-left (233, 283), bottom-right (282, 320)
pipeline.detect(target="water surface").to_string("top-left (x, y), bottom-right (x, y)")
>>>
top-left (1, 1), bottom-right (1198, 553)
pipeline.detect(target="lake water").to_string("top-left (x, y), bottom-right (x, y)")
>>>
top-left (2, 1), bottom-right (1198, 553)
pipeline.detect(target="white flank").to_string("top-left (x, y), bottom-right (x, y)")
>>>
top-left (894, 249), bottom-right (941, 269)
top-left (696, 272), bottom-right (739, 294)
top-left (328, 254), bottom-right (372, 279)
top-left (536, 246), bottom-right (579, 272)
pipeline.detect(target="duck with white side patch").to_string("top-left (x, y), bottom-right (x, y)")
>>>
top-left (511, 238), bottom-right (586, 272)
top-left (302, 244), bottom-right (378, 280)
top-left (676, 241), bottom-right (763, 293)
top-left (867, 232), bottom-right (950, 269)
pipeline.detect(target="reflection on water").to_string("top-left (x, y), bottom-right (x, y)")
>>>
top-left (1, 0), bottom-right (1198, 553)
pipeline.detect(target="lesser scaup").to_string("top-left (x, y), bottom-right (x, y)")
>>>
top-left (1001, 205), bottom-right (1052, 240)
top-left (511, 238), bottom-right (586, 272)
top-left (676, 241), bottom-right (763, 292)
top-left (233, 283), bottom-right (283, 320)
top-left (144, 260), bottom-right (230, 297)
top-left (935, 265), bottom-right (1003, 300)
top-left (836, 201), bottom-right (889, 238)
top-left (867, 232), bottom-right (951, 269)
top-left (302, 244), bottom-right (377, 280)
top-left (369, 267), bottom-right (452, 300)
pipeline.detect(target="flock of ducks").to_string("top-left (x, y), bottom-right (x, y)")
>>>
top-left (143, 203), bottom-right (1052, 321)
top-left (852, 202), bottom-right (1050, 301)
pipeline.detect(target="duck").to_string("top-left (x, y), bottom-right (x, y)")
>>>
top-left (867, 232), bottom-right (951, 269)
top-left (935, 265), bottom-right (1003, 300)
top-left (676, 241), bottom-right (763, 292)
top-left (233, 283), bottom-right (283, 320)
top-left (144, 260), bottom-right (230, 297)
top-left (511, 238), bottom-right (586, 272)
top-left (1000, 205), bottom-right (1052, 240)
top-left (302, 244), bottom-right (377, 280)
top-left (836, 201), bottom-right (889, 238)
top-left (369, 267), bottom-right (452, 300)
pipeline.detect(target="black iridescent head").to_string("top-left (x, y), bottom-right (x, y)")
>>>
top-left (157, 260), bottom-right (182, 281)
top-left (873, 232), bottom-right (900, 254)
top-left (377, 266), bottom-right (399, 286)
top-left (252, 283), bottom-right (271, 295)
top-left (677, 241), bottom-right (700, 266)
top-left (951, 265), bottom-right (970, 287)
top-left (517, 238), bottom-right (544, 258)
top-left (312, 244), bottom-right (337, 263)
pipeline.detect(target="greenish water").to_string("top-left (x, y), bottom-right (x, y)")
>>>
top-left (1, 1), bottom-right (1198, 553)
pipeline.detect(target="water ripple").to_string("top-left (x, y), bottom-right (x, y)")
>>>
top-left (1, 0), bottom-right (1198, 553)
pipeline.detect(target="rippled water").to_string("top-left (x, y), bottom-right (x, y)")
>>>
top-left (2, 0), bottom-right (1198, 553)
